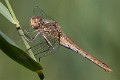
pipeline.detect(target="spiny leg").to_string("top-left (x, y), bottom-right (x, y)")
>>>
top-left (43, 35), bottom-right (55, 50)
top-left (23, 31), bottom-right (40, 42)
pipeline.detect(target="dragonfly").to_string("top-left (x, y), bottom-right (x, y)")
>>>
top-left (22, 7), bottom-right (112, 72)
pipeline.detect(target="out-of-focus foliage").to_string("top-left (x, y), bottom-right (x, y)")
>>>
top-left (0, 2), bottom-right (16, 24)
top-left (0, 0), bottom-right (120, 80)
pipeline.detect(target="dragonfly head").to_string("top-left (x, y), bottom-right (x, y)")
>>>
top-left (30, 16), bottom-right (43, 29)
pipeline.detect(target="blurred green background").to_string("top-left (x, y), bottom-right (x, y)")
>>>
top-left (0, 0), bottom-right (120, 80)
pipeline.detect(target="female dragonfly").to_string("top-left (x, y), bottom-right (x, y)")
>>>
top-left (22, 7), bottom-right (112, 72)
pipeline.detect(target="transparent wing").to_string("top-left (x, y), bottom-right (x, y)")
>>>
top-left (24, 30), bottom-right (60, 60)
top-left (33, 6), bottom-right (53, 20)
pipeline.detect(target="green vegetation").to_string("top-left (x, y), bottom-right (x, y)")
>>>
top-left (0, 0), bottom-right (120, 80)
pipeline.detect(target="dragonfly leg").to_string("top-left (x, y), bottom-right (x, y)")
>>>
top-left (24, 32), bottom-right (40, 42)
top-left (31, 32), bottom-right (40, 40)
top-left (43, 35), bottom-right (55, 49)
top-left (23, 29), bottom-right (33, 33)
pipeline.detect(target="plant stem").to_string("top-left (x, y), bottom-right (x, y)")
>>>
top-left (5, 0), bottom-right (36, 61)
top-left (5, 0), bottom-right (19, 28)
